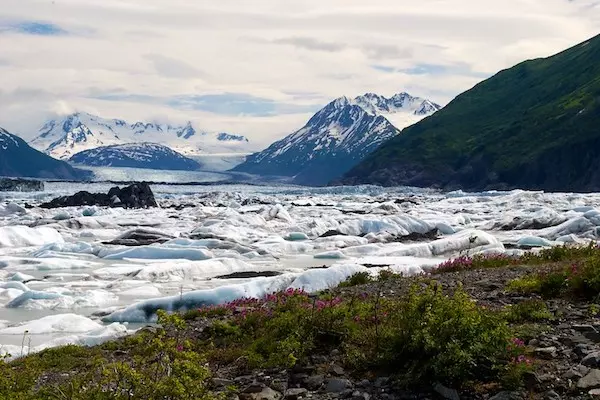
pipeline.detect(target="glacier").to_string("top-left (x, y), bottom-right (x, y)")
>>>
top-left (1, 182), bottom-right (600, 352)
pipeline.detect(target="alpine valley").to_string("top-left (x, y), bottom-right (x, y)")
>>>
top-left (232, 92), bottom-right (441, 185)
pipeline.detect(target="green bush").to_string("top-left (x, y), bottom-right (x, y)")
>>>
top-left (338, 272), bottom-right (373, 287)
top-left (503, 300), bottom-right (553, 323)
top-left (508, 250), bottom-right (600, 299)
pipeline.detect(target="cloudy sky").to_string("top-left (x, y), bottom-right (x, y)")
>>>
top-left (0, 0), bottom-right (599, 147)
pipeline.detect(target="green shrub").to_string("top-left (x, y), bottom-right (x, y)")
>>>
top-left (338, 272), bottom-right (373, 287)
top-left (503, 300), bottom-right (553, 323)
top-left (508, 251), bottom-right (600, 299)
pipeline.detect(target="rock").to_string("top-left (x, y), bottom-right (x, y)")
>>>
top-left (240, 387), bottom-right (282, 400)
top-left (103, 228), bottom-right (174, 246)
top-left (331, 365), bottom-right (345, 376)
top-left (243, 383), bottom-right (267, 394)
top-left (534, 347), bottom-right (557, 359)
top-left (544, 390), bottom-right (560, 400)
top-left (319, 230), bottom-right (346, 238)
top-left (489, 392), bottom-right (523, 400)
top-left (433, 383), bottom-right (460, 400)
top-left (325, 378), bottom-right (352, 393)
top-left (590, 389), bottom-right (600, 396)
top-left (284, 388), bottom-right (308, 400)
top-left (271, 380), bottom-right (287, 394)
top-left (304, 375), bottom-right (324, 391)
top-left (523, 372), bottom-right (541, 390)
top-left (351, 392), bottom-right (370, 400)
top-left (574, 325), bottom-right (597, 333)
top-left (40, 182), bottom-right (157, 209)
top-left (374, 377), bottom-right (389, 388)
top-left (0, 178), bottom-right (43, 192)
top-left (216, 271), bottom-right (284, 279)
top-left (577, 369), bottom-right (600, 389)
top-left (582, 352), bottom-right (600, 367)
top-left (213, 378), bottom-right (235, 387)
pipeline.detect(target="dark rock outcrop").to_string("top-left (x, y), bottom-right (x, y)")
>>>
top-left (0, 178), bottom-right (44, 192)
top-left (40, 182), bottom-right (158, 209)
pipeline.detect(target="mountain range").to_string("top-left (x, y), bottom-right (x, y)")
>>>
top-left (29, 112), bottom-right (251, 160)
top-left (0, 127), bottom-right (89, 180)
top-left (232, 93), bottom-right (440, 185)
top-left (339, 34), bottom-right (600, 192)
top-left (69, 143), bottom-right (202, 171)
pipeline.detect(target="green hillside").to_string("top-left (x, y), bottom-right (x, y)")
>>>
top-left (339, 34), bottom-right (600, 192)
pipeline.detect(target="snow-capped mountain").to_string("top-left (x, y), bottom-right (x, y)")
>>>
top-left (233, 92), bottom-right (440, 185)
top-left (69, 143), bottom-right (202, 171)
top-left (30, 112), bottom-right (251, 160)
top-left (0, 127), bottom-right (89, 180)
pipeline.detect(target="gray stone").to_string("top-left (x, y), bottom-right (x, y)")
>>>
top-left (356, 380), bottom-right (370, 388)
top-left (574, 324), bottom-right (597, 332)
top-left (523, 372), bottom-right (541, 390)
top-left (240, 388), bottom-right (282, 400)
top-left (577, 369), bottom-right (600, 389)
top-left (489, 392), bottom-right (523, 400)
top-left (433, 383), bottom-right (460, 400)
top-left (582, 352), bottom-right (600, 367)
top-left (374, 377), bottom-right (390, 388)
top-left (590, 389), bottom-right (600, 396)
top-left (284, 388), bottom-right (308, 400)
top-left (544, 390), bottom-right (560, 400)
top-left (331, 365), bottom-right (345, 376)
top-left (271, 380), bottom-right (288, 394)
top-left (563, 368), bottom-right (583, 380)
top-left (351, 391), bottom-right (371, 400)
top-left (243, 383), bottom-right (267, 393)
top-left (304, 375), bottom-right (324, 391)
top-left (534, 347), bottom-right (557, 359)
top-left (326, 378), bottom-right (352, 393)
top-left (213, 378), bottom-right (235, 387)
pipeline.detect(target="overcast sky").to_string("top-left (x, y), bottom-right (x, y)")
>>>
top-left (0, 0), bottom-right (599, 145)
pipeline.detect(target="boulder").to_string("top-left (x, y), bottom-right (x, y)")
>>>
top-left (40, 182), bottom-right (157, 209)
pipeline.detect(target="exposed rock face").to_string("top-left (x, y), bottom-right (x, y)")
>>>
top-left (40, 182), bottom-right (158, 209)
top-left (0, 178), bottom-right (44, 192)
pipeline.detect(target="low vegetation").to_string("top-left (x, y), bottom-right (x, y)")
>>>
top-left (5, 243), bottom-right (600, 398)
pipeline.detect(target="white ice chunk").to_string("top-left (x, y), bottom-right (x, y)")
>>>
top-left (0, 314), bottom-right (102, 335)
top-left (517, 236), bottom-right (553, 248)
top-left (314, 250), bottom-right (347, 259)
top-left (103, 247), bottom-right (214, 261)
top-left (0, 226), bottom-right (63, 247)
top-left (285, 232), bottom-right (309, 241)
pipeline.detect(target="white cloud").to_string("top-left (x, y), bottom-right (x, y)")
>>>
top-left (0, 0), bottom-right (598, 145)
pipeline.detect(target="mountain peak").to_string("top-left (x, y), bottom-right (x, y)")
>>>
top-left (233, 91), bottom-right (440, 185)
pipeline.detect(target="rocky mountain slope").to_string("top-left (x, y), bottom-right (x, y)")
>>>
top-left (69, 143), bottom-right (202, 171)
top-left (29, 112), bottom-right (251, 160)
top-left (232, 93), bottom-right (440, 185)
top-left (339, 34), bottom-right (600, 192)
top-left (0, 127), bottom-right (89, 180)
